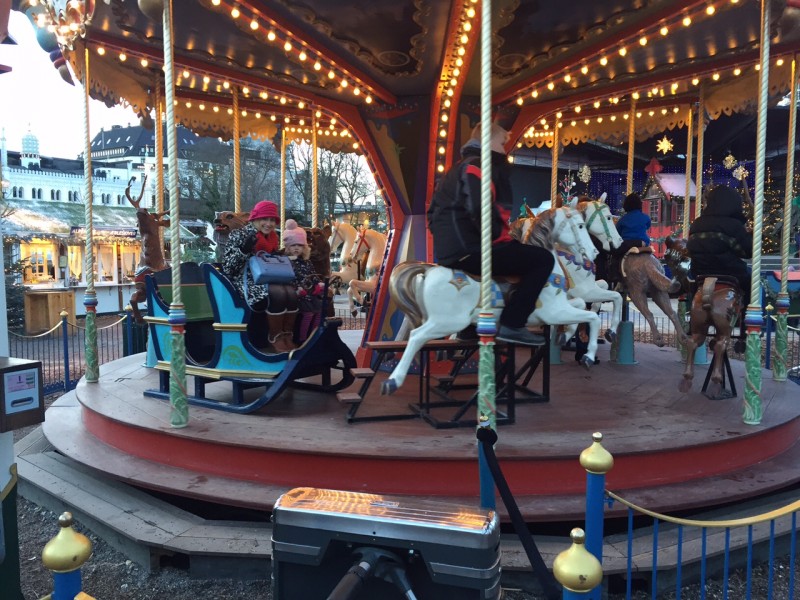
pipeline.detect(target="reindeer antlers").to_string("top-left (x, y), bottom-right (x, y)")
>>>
top-left (125, 174), bottom-right (148, 209)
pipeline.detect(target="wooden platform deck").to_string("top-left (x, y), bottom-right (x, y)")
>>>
top-left (39, 342), bottom-right (800, 523)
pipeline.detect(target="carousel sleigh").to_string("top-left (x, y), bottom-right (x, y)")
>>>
top-left (143, 262), bottom-right (356, 413)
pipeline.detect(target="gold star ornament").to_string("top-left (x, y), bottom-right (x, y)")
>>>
top-left (656, 135), bottom-right (674, 155)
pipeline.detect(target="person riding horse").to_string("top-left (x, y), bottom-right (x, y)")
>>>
top-left (687, 186), bottom-right (752, 305)
top-left (427, 122), bottom-right (554, 346)
top-left (609, 192), bottom-right (651, 283)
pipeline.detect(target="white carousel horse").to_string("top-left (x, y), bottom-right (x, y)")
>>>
top-left (560, 196), bottom-right (624, 340)
top-left (382, 206), bottom-right (602, 395)
top-left (347, 227), bottom-right (387, 316)
top-left (328, 220), bottom-right (360, 292)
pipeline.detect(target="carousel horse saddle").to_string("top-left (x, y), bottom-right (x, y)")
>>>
top-left (460, 271), bottom-right (522, 285)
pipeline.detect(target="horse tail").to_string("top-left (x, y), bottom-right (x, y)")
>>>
top-left (389, 261), bottom-right (433, 330)
top-left (701, 277), bottom-right (717, 311)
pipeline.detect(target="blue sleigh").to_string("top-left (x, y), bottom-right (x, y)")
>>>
top-left (143, 262), bottom-right (356, 413)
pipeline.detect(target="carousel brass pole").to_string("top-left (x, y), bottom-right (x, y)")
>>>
top-left (280, 128), bottom-right (287, 229)
top-left (232, 86), bottom-right (241, 213)
top-left (476, 0), bottom-right (497, 511)
top-left (694, 85), bottom-right (706, 219)
top-left (774, 54), bottom-right (798, 382)
top-left (162, 0), bottom-right (189, 428)
top-left (154, 77), bottom-right (165, 249)
top-left (744, 0), bottom-right (771, 425)
top-left (626, 99), bottom-right (636, 196)
top-left (550, 123), bottom-right (561, 206)
top-left (81, 44), bottom-right (99, 383)
top-left (682, 106), bottom-right (694, 238)
top-left (312, 110), bottom-right (319, 228)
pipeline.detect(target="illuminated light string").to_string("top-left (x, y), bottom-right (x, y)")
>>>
top-left (204, 0), bottom-right (375, 105)
top-left (510, 0), bottom-right (778, 108)
top-left (434, 0), bottom-right (480, 176)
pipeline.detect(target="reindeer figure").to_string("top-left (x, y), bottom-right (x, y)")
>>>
top-left (126, 175), bottom-right (170, 323)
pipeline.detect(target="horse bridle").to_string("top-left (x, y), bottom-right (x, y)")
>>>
top-left (555, 206), bottom-right (593, 267)
top-left (583, 201), bottom-right (614, 243)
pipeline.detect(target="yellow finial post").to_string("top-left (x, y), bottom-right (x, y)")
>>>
top-left (41, 512), bottom-right (92, 600)
top-left (553, 528), bottom-right (603, 595)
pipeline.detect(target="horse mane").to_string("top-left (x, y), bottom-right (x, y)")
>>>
top-left (525, 209), bottom-right (556, 248)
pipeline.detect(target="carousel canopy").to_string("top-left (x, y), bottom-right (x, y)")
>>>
top-left (15, 0), bottom-right (800, 153)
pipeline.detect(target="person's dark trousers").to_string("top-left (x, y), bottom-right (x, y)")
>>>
top-left (448, 242), bottom-right (555, 328)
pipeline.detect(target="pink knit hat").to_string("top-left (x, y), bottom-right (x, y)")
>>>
top-left (248, 200), bottom-right (279, 221)
top-left (282, 219), bottom-right (307, 247)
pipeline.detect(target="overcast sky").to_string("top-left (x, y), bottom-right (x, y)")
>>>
top-left (0, 11), bottom-right (134, 160)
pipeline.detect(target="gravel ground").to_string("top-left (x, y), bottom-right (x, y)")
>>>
top-left (14, 495), bottom-right (800, 600)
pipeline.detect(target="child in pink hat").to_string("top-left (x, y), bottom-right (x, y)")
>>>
top-left (282, 219), bottom-right (325, 344)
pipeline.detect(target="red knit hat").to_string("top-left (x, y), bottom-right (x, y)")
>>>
top-left (249, 201), bottom-right (279, 221)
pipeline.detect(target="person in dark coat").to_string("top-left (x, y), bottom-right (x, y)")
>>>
top-left (687, 186), bottom-right (752, 303)
top-left (427, 122), bottom-right (555, 346)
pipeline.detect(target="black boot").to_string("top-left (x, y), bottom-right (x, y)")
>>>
top-left (497, 325), bottom-right (545, 346)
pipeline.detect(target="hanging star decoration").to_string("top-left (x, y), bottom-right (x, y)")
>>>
top-left (656, 135), bottom-right (674, 155)
top-left (722, 153), bottom-right (737, 170)
top-left (578, 164), bottom-right (592, 183)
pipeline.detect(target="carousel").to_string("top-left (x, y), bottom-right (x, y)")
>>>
top-left (8, 0), bottom-right (800, 558)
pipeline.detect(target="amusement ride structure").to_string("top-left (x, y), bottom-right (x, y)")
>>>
top-left (3, 0), bottom-right (800, 595)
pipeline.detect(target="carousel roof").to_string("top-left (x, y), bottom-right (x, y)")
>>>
top-left (13, 0), bottom-right (800, 153)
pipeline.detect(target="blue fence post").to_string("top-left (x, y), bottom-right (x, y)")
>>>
top-left (125, 304), bottom-right (134, 357)
top-left (41, 512), bottom-right (92, 600)
top-left (764, 304), bottom-right (773, 370)
top-left (553, 528), bottom-right (603, 598)
top-left (579, 432), bottom-right (614, 600)
top-left (60, 311), bottom-right (70, 393)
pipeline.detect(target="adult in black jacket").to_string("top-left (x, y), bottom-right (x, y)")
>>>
top-left (687, 186), bottom-right (752, 302)
top-left (427, 123), bottom-right (555, 346)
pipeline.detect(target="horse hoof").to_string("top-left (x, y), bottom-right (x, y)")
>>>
top-left (351, 310), bottom-right (358, 317)
top-left (678, 377), bottom-right (692, 393)
top-left (556, 333), bottom-right (568, 346)
top-left (654, 338), bottom-right (666, 348)
top-left (706, 381), bottom-right (722, 398)
top-left (381, 379), bottom-right (398, 395)
top-left (580, 355), bottom-right (593, 370)
top-left (604, 329), bottom-right (616, 343)
top-left (733, 339), bottom-right (746, 354)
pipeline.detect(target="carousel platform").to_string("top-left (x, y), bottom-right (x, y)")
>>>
top-left (24, 340), bottom-right (800, 525)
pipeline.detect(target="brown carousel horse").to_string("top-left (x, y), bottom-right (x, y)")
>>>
top-left (615, 247), bottom-right (688, 347)
top-left (679, 276), bottom-right (743, 398)
top-left (126, 175), bottom-right (170, 323)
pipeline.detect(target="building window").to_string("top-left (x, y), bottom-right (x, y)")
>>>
top-left (38, 188), bottom-right (43, 199)
top-left (51, 189), bottom-right (55, 200)
top-left (56, 190), bottom-right (61, 201)
top-left (646, 195), bottom-right (660, 224)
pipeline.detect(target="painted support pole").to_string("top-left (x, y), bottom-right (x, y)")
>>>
top-left (551, 121), bottom-right (561, 206)
top-left (626, 100), bottom-right (636, 196)
top-left (280, 128), bottom-right (287, 230)
top-left (232, 86), bottom-right (241, 213)
top-left (775, 55), bottom-right (798, 382)
top-left (553, 528), bottom-right (603, 598)
top-left (61, 311), bottom-right (71, 392)
top-left (477, 0), bottom-right (497, 511)
top-left (744, 0), bottom-right (771, 425)
top-left (682, 106), bottom-right (694, 238)
top-left (154, 77), bottom-right (165, 249)
top-left (312, 110), bottom-right (319, 228)
top-left (163, 0), bottom-right (189, 428)
top-left (694, 86), bottom-right (705, 219)
top-left (42, 512), bottom-right (92, 600)
top-left (81, 46), bottom-right (99, 383)
top-left (580, 432), bottom-right (614, 600)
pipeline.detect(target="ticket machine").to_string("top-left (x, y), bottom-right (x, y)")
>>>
top-left (0, 357), bottom-right (44, 600)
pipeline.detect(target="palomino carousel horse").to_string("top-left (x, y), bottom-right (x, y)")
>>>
top-left (347, 227), bottom-right (387, 317)
top-left (382, 206), bottom-right (602, 395)
top-left (679, 276), bottom-right (743, 398)
top-left (328, 220), bottom-right (360, 292)
top-left (126, 175), bottom-right (170, 323)
top-left (616, 245), bottom-right (688, 348)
